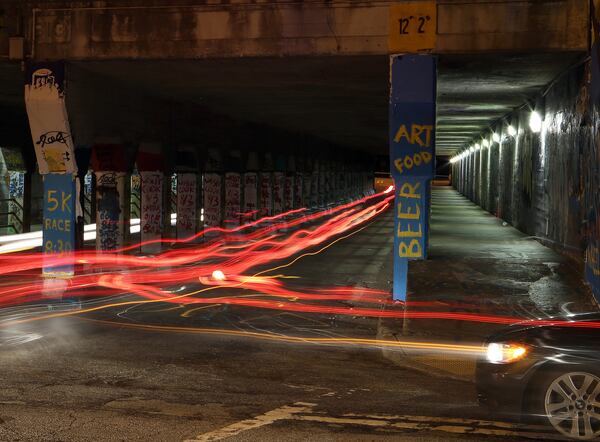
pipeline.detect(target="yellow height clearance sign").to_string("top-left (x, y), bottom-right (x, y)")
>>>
top-left (389, 2), bottom-right (437, 53)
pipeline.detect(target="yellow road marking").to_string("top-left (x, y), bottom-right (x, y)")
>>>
top-left (183, 402), bottom-right (316, 442)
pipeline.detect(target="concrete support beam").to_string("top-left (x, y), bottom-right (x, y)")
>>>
top-left (24, 1), bottom-right (589, 60)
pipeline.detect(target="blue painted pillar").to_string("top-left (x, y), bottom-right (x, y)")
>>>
top-left (389, 54), bottom-right (436, 301)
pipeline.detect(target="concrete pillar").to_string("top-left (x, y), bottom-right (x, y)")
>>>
top-left (174, 145), bottom-right (199, 239)
top-left (273, 154), bottom-right (286, 215)
top-left (25, 62), bottom-right (79, 276)
top-left (223, 150), bottom-right (242, 227)
top-left (137, 142), bottom-right (164, 254)
top-left (176, 173), bottom-right (197, 239)
top-left (243, 152), bottom-right (259, 221)
top-left (389, 54), bottom-right (436, 301)
top-left (259, 152), bottom-right (274, 218)
top-left (310, 161), bottom-right (319, 208)
top-left (284, 155), bottom-right (295, 211)
top-left (94, 171), bottom-right (127, 250)
top-left (203, 148), bottom-right (224, 231)
top-left (91, 143), bottom-right (130, 251)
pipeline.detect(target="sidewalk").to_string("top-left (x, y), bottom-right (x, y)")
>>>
top-left (378, 186), bottom-right (599, 381)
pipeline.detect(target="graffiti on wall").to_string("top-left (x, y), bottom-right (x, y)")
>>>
top-left (177, 173), bottom-right (197, 239)
top-left (204, 173), bottom-right (222, 229)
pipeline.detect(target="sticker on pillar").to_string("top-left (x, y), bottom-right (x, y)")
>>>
top-left (141, 172), bottom-right (163, 253)
top-left (96, 172), bottom-right (124, 251)
top-left (224, 173), bottom-right (241, 227)
top-left (259, 173), bottom-right (272, 217)
top-left (388, 1), bottom-right (437, 53)
top-left (203, 173), bottom-right (222, 229)
top-left (177, 173), bottom-right (197, 239)
top-left (42, 173), bottom-right (76, 276)
top-left (273, 172), bottom-right (284, 214)
top-left (25, 62), bottom-right (77, 174)
top-left (284, 175), bottom-right (294, 211)
top-left (243, 173), bottom-right (258, 221)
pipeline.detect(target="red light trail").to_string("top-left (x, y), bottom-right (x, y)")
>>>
top-left (0, 188), bottom-right (599, 333)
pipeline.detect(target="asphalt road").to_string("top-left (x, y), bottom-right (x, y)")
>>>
top-left (0, 313), bottom-right (564, 442)
top-left (0, 190), bottom-right (589, 441)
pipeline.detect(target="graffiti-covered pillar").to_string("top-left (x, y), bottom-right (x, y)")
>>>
top-left (302, 157), bottom-right (312, 209)
top-left (310, 160), bottom-right (319, 208)
top-left (203, 148), bottom-right (223, 231)
top-left (273, 154), bottom-right (285, 215)
top-left (24, 61), bottom-right (78, 275)
top-left (259, 153), bottom-right (274, 218)
top-left (284, 155), bottom-right (295, 212)
top-left (389, 54), bottom-right (436, 301)
top-left (91, 144), bottom-right (128, 251)
top-left (224, 150), bottom-right (242, 227)
top-left (243, 152), bottom-right (259, 221)
top-left (137, 142), bottom-right (164, 254)
top-left (175, 145), bottom-right (199, 240)
top-left (294, 156), bottom-right (304, 209)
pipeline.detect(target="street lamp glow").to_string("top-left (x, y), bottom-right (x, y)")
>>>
top-left (529, 111), bottom-right (542, 133)
top-left (507, 125), bottom-right (517, 137)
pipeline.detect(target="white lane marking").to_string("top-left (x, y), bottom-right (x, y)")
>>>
top-left (183, 402), bottom-right (316, 442)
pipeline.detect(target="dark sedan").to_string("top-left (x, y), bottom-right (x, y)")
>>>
top-left (476, 313), bottom-right (600, 440)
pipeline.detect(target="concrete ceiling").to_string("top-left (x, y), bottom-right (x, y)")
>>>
top-left (0, 52), bottom-right (585, 157)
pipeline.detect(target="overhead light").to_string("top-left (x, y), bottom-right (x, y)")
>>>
top-left (450, 157), bottom-right (458, 164)
top-left (507, 125), bottom-right (517, 137)
top-left (482, 139), bottom-right (489, 148)
top-left (529, 111), bottom-right (542, 133)
top-left (469, 146), bottom-right (475, 153)
top-left (475, 143), bottom-right (481, 150)
top-left (492, 133), bottom-right (500, 143)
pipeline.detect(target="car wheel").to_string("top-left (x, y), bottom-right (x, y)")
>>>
top-left (537, 370), bottom-right (600, 440)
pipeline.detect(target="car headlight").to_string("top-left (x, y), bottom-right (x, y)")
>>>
top-left (486, 342), bottom-right (528, 364)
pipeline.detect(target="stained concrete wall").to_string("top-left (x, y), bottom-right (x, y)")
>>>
top-left (453, 61), bottom-right (600, 300)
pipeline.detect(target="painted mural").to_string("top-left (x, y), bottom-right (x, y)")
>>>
top-left (259, 172), bottom-right (272, 217)
top-left (273, 172), bottom-right (284, 214)
top-left (243, 173), bottom-right (258, 220)
top-left (96, 172), bottom-right (124, 251)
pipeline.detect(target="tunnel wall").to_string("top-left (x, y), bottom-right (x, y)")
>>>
top-left (453, 61), bottom-right (600, 300)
